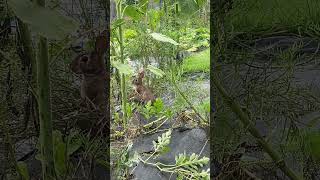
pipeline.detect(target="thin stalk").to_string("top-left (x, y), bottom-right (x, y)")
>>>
top-left (36, 0), bottom-right (55, 179)
top-left (212, 73), bottom-right (302, 180)
top-left (117, 0), bottom-right (127, 124)
top-left (169, 71), bottom-right (207, 123)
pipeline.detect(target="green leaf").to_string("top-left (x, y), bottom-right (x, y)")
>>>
top-left (124, 5), bottom-right (144, 20)
top-left (124, 29), bottom-right (138, 39)
top-left (308, 132), bottom-right (320, 159)
top-left (147, 9), bottom-right (162, 31)
top-left (17, 162), bottom-right (30, 180)
top-left (147, 65), bottom-right (165, 77)
top-left (153, 98), bottom-right (164, 113)
top-left (160, 146), bottom-right (170, 154)
top-left (8, 0), bottom-right (78, 40)
top-left (150, 32), bottom-right (179, 45)
top-left (111, 61), bottom-right (134, 75)
top-left (112, 18), bottom-right (125, 30)
top-left (139, 0), bottom-right (149, 13)
top-left (52, 131), bottom-right (66, 177)
top-left (55, 141), bottom-right (67, 177)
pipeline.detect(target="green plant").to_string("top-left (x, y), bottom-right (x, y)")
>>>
top-left (179, 27), bottom-right (210, 52)
top-left (137, 129), bottom-right (210, 179)
top-left (111, 143), bottom-right (139, 179)
top-left (8, 0), bottom-right (79, 179)
top-left (212, 73), bottom-right (303, 180)
top-left (35, 130), bottom-right (82, 178)
top-left (137, 98), bottom-right (173, 120)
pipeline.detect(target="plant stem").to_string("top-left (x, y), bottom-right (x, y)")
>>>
top-left (169, 71), bottom-right (207, 123)
top-left (117, 0), bottom-right (128, 124)
top-left (212, 73), bottom-right (302, 180)
top-left (36, 0), bottom-right (55, 179)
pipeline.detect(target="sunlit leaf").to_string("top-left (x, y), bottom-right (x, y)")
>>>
top-left (150, 32), bottom-right (179, 45)
top-left (111, 61), bottom-right (134, 75)
top-left (124, 5), bottom-right (144, 20)
top-left (8, 0), bottom-right (78, 40)
top-left (147, 65), bottom-right (165, 77)
top-left (124, 29), bottom-right (138, 39)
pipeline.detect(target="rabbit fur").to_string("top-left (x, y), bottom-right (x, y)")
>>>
top-left (70, 30), bottom-right (108, 112)
top-left (130, 68), bottom-right (155, 104)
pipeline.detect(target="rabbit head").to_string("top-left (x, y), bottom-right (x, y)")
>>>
top-left (70, 30), bottom-right (108, 75)
top-left (132, 68), bottom-right (145, 86)
top-left (130, 68), bottom-right (155, 103)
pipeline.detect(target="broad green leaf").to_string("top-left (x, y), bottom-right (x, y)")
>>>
top-left (17, 162), bottom-right (30, 180)
top-left (147, 65), bottom-right (165, 77)
top-left (150, 32), bottom-right (179, 45)
top-left (111, 61), bottom-right (134, 75)
top-left (8, 0), bottom-right (78, 40)
top-left (111, 18), bottom-right (125, 30)
top-left (124, 5), bottom-right (144, 20)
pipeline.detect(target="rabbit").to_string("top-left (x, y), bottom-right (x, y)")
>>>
top-left (130, 68), bottom-right (155, 104)
top-left (70, 30), bottom-right (108, 112)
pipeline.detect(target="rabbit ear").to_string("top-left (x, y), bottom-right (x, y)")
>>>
top-left (70, 54), bottom-right (83, 74)
top-left (138, 68), bottom-right (145, 79)
top-left (95, 30), bottom-right (108, 55)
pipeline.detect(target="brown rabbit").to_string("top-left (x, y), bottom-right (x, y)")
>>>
top-left (130, 68), bottom-right (155, 104)
top-left (70, 30), bottom-right (108, 112)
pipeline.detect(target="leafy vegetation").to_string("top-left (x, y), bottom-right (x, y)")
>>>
top-left (110, 0), bottom-right (210, 178)
top-left (213, 0), bottom-right (320, 179)
top-left (1, 0), bottom-right (210, 179)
